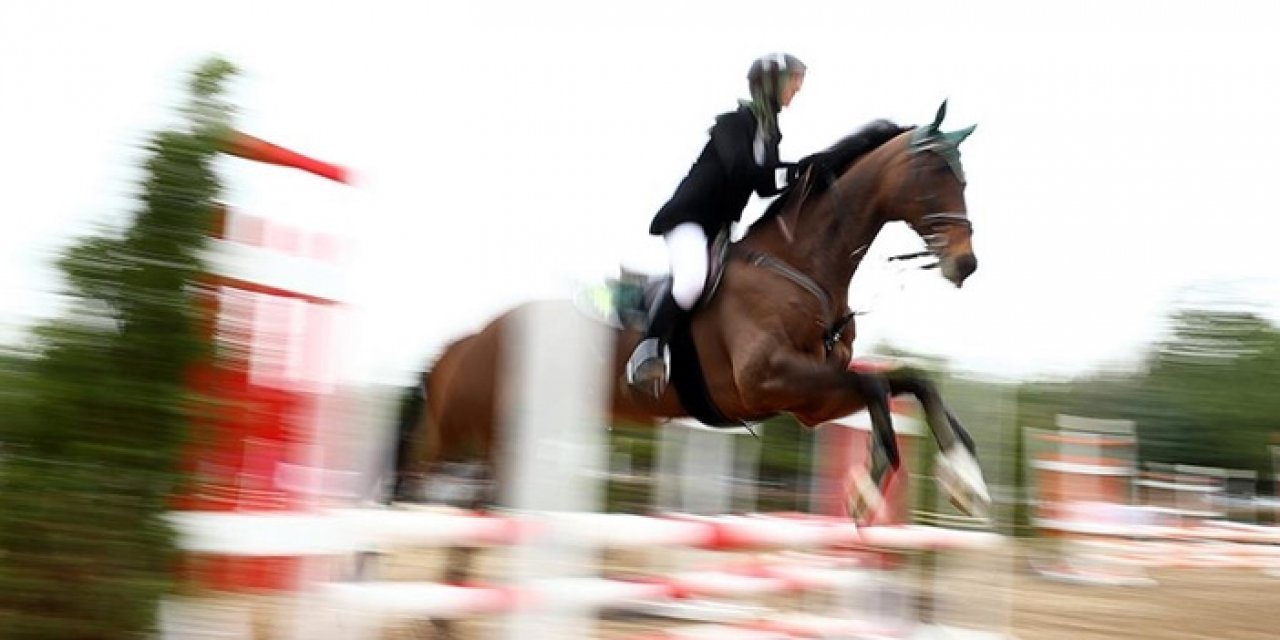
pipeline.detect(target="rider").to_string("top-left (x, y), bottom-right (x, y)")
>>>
top-left (626, 53), bottom-right (807, 398)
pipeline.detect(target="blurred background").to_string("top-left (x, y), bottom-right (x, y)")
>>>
top-left (2, 1), bottom-right (1279, 639)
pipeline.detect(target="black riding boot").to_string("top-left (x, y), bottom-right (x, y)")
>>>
top-left (626, 284), bottom-right (682, 398)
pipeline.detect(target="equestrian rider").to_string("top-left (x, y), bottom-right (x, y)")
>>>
top-left (626, 53), bottom-right (807, 398)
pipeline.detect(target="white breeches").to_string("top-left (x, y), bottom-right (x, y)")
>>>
top-left (664, 222), bottom-right (709, 311)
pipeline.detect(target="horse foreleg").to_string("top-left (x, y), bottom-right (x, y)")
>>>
top-left (747, 354), bottom-right (902, 522)
top-left (883, 370), bottom-right (960, 452)
top-left (857, 372), bottom-right (900, 467)
top-left (884, 369), bottom-right (991, 519)
top-left (947, 406), bottom-right (977, 456)
top-left (844, 371), bottom-right (902, 523)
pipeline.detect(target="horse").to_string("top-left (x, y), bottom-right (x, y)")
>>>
top-left (393, 101), bottom-right (990, 523)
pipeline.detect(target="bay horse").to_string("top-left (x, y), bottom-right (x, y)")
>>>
top-left (393, 101), bottom-right (990, 523)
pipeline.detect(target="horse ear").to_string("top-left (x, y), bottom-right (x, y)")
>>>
top-left (928, 99), bottom-right (949, 132)
top-left (943, 124), bottom-right (976, 146)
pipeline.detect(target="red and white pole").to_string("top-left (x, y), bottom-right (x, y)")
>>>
top-left (175, 130), bottom-right (349, 593)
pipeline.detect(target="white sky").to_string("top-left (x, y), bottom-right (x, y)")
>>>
top-left (2, 1), bottom-right (1278, 386)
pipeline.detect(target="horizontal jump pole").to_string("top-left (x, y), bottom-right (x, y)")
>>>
top-left (1031, 458), bottom-right (1134, 476)
top-left (221, 130), bottom-right (350, 184)
top-left (1032, 433), bottom-right (1136, 446)
top-left (171, 509), bottom-right (1006, 556)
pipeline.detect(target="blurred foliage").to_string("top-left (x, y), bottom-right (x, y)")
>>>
top-left (0, 58), bottom-right (236, 639)
top-left (1015, 308), bottom-right (1280, 475)
top-left (755, 415), bottom-right (816, 512)
top-left (1011, 307), bottom-right (1280, 530)
top-left (1142, 309), bottom-right (1280, 473)
top-left (603, 423), bottom-right (657, 513)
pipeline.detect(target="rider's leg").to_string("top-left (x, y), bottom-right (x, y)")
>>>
top-left (626, 222), bottom-right (707, 396)
top-left (666, 222), bottom-right (709, 311)
top-left (625, 283), bottom-right (679, 395)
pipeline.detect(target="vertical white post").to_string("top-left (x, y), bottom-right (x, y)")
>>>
top-left (682, 423), bottom-right (734, 515)
top-left (499, 301), bottom-right (612, 639)
top-left (655, 419), bottom-right (755, 515)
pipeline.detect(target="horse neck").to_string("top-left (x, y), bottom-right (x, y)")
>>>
top-left (743, 145), bottom-right (898, 307)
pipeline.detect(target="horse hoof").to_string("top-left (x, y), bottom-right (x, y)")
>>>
top-left (936, 445), bottom-right (992, 520)
top-left (844, 466), bottom-right (888, 525)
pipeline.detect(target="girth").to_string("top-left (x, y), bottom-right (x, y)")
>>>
top-left (733, 247), bottom-right (855, 354)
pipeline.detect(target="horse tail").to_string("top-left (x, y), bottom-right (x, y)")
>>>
top-left (387, 366), bottom-right (431, 504)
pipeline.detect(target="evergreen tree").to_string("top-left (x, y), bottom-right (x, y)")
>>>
top-left (0, 58), bottom-right (236, 639)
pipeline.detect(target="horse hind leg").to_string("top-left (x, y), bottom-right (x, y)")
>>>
top-left (428, 458), bottom-right (497, 639)
top-left (424, 453), bottom-right (491, 640)
top-left (386, 371), bottom-right (431, 504)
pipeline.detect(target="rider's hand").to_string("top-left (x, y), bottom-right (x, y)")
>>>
top-left (774, 167), bottom-right (791, 191)
top-left (784, 161), bottom-right (812, 185)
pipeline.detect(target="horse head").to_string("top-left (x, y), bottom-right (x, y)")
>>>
top-left (894, 100), bottom-right (978, 287)
top-left (747, 102), bottom-right (978, 295)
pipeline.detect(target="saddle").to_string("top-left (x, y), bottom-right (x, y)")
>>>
top-left (575, 227), bottom-right (740, 426)
top-left (611, 225), bottom-right (732, 330)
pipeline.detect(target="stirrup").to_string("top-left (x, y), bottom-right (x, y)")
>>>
top-left (625, 338), bottom-right (670, 397)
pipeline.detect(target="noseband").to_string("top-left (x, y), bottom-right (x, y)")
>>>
top-left (893, 212), bottom-right (972, 268)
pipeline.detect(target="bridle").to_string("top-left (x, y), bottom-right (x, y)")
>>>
top-left (736, 129), bottom-right (973, 351)
top-left (891, 130), bottom-right (973, 267)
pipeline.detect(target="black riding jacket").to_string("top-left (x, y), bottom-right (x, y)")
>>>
top-left (649, 105), bottom-right (788, 237)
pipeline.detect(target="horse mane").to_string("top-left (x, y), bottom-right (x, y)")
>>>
top-left (753, 119), bottom-right (910, 228)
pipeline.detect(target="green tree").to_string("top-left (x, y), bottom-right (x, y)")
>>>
top-left (0, 58), bottom-right (236, 639)
top-left (1140, 308), bottom-right (1280, 474)
top-left (1010, 306), bottom-right (1280, 530)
